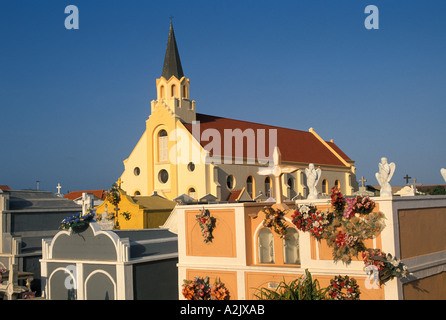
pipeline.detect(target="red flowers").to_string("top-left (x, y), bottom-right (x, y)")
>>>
top-left (330, 186), bottom-right (345, 212)
top-left (327, 275), bottom-right (360, 300)
top-left (291, 205), bottom-right (332, 241)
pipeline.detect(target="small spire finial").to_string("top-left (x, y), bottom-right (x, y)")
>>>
top-left (169, 15), bottom-right (174, 24)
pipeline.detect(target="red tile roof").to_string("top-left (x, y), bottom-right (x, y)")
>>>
top-left (227, 190), bottom-right (242, 202)
top-left (64, 189), bottom-right (107, 200)
top-left (183, 113), bottom-right (353, 167)
top-left (0, 185), bottom-right (11, 191)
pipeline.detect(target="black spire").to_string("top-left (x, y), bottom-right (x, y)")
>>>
top-left (162, 21), bottom-right (184, 79)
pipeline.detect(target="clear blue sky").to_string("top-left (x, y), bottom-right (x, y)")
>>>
top-left (1, 0), bottom-right (445, 193)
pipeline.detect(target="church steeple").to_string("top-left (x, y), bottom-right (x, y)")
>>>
top-left (162, 21), bottom-right (184, 80)
top-left (152, 20), bottom-right (196, 124)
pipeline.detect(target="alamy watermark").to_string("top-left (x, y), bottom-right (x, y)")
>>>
top-left (364, 5), bottom-right (379, 30)
top-left (166, 122), bottom-right (278, 166)
top-left (364, 265), bottom-right (380, 289)
top-left (64, 5), bottom-right (79, 30)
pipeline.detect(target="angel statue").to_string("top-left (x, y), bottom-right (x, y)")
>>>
top-left (305, 163), bottom-right (321, 199)
top-left (375, 157), bottom-right (396, 197)
top-left (441, 168), bottom-right (446, 183)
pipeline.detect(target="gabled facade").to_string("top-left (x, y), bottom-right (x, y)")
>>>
top-left (119, 23), bottom-right (357, 202)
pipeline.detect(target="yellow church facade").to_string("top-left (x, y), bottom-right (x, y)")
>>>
top-left (119, 22), bottom-right (357, 203)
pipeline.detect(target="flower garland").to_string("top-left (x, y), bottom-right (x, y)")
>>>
top-left (196, 208), bottom-right (216, 243)
top-left (327, 275), bottom-right (360, 300)
top-left (262, 206), bottom-right (288, 238)
top-left (291, 204), bottom-right (333, 240)
top-left (59, 209), bottom-right (95, 230)
top-left (182, 276), bottom-right (230, 300)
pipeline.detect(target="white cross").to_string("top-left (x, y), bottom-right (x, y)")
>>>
top-left (359, 176), bottom-right (367, 187)
top-left (409, 178), bottom-right (422, 192)
top-left (257, 147), bottom-right (298, 204)
top-left (56, 183), bottom-right (62, 195)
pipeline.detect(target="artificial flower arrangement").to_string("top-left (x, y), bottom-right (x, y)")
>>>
top-left (327, 275), bottom-right (360, 300)
top-left (196, 208), bottom-right (216, 243)
top-left (262, 206), bottom-right (288, 238)
top-left (291, 187), bottom-right (410, 285)
top-left (182, 276), bottom-right (230, 300)
top-left (59, 208), bottom-right (95, 230)
top-left (291, 204), bottom-right (333, 241)
top-left (120, 211), bottom-right (131, 221)
top-left (106, 183), bottom-right (120, 206)
top-left (0, 266), bottom-right (6, 281)
top-left (362, 248), bottom-right (411, 285)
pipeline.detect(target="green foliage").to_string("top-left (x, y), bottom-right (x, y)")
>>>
top-left (431, 185), bottom-right (446, 195)
top-left (254, 269), bottom-right (330, 300)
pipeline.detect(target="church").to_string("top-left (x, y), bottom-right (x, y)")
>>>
top-left (119, 22), bottom-right (357, 202)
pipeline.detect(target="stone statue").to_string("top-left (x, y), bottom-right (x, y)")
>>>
top-left (441, 168), bottom-right (446, 183)
top-left (375, 157), bottom-right (396, 197)
top-left (305, 163), bottom-right (321, 199)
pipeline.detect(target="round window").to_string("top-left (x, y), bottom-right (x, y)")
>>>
top-left (134, 167), bottom-right (140, 176)
top-left (227, 175), bottom-right (235, 190)
top-left (187, 162), bottom-right (195, 172)
top-left (158, 169), bottom-right (169, 184)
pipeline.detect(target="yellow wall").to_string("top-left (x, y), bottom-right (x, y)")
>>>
top-left (95, 189), bottom-right (144, 229)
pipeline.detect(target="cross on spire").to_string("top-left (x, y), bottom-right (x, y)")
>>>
top-left (56, 183), bottom-right (62, 195)
top-left (257, 147), bottom-right (297, 204)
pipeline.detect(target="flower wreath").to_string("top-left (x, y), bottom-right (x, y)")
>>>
top-left (327, 275), bottom-right (360, 300)
top-left (182, 276), bottom-right (230, 300)
top-left (262, 206), bottom-right (288, 238)
top-left (291, 204), bottom-right (333, 241)
top-left (196, 208), bottom-right (216, 243)
top-left (323, 187), bottom-right (386, 264)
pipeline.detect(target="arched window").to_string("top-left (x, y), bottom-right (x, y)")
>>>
top-left (264, 177), bottom-right (272, 197)
top-left (287, 177), bottom-right (294, 199)
top-left (160, 85), bottom-right (165, 99)
top-left (171, 84), bottom-right (176, 97)
top-left (258, 228), bottom-right (274, 264)
top-left (182, 85), bottom-right (188, 99)
top-left (322, 179), bottom-right (328, 195)
top-left (287, 177), bottom-right (294, 190)
top-left (334, 180), bottom-right (341, 190)
top-left (158, 130), bottom-right (168, 162)
top-left (246, 176), bottom-right (254, 199)
top-left (283, 228), bottom-right (300, 265)
top-left (134, 190), bottom-right (141, 196)
top-left (188, 187), bottom-right (196, 199)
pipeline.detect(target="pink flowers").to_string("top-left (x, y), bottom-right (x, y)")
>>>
top-left (344, 196), bottom-right (375, 218)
